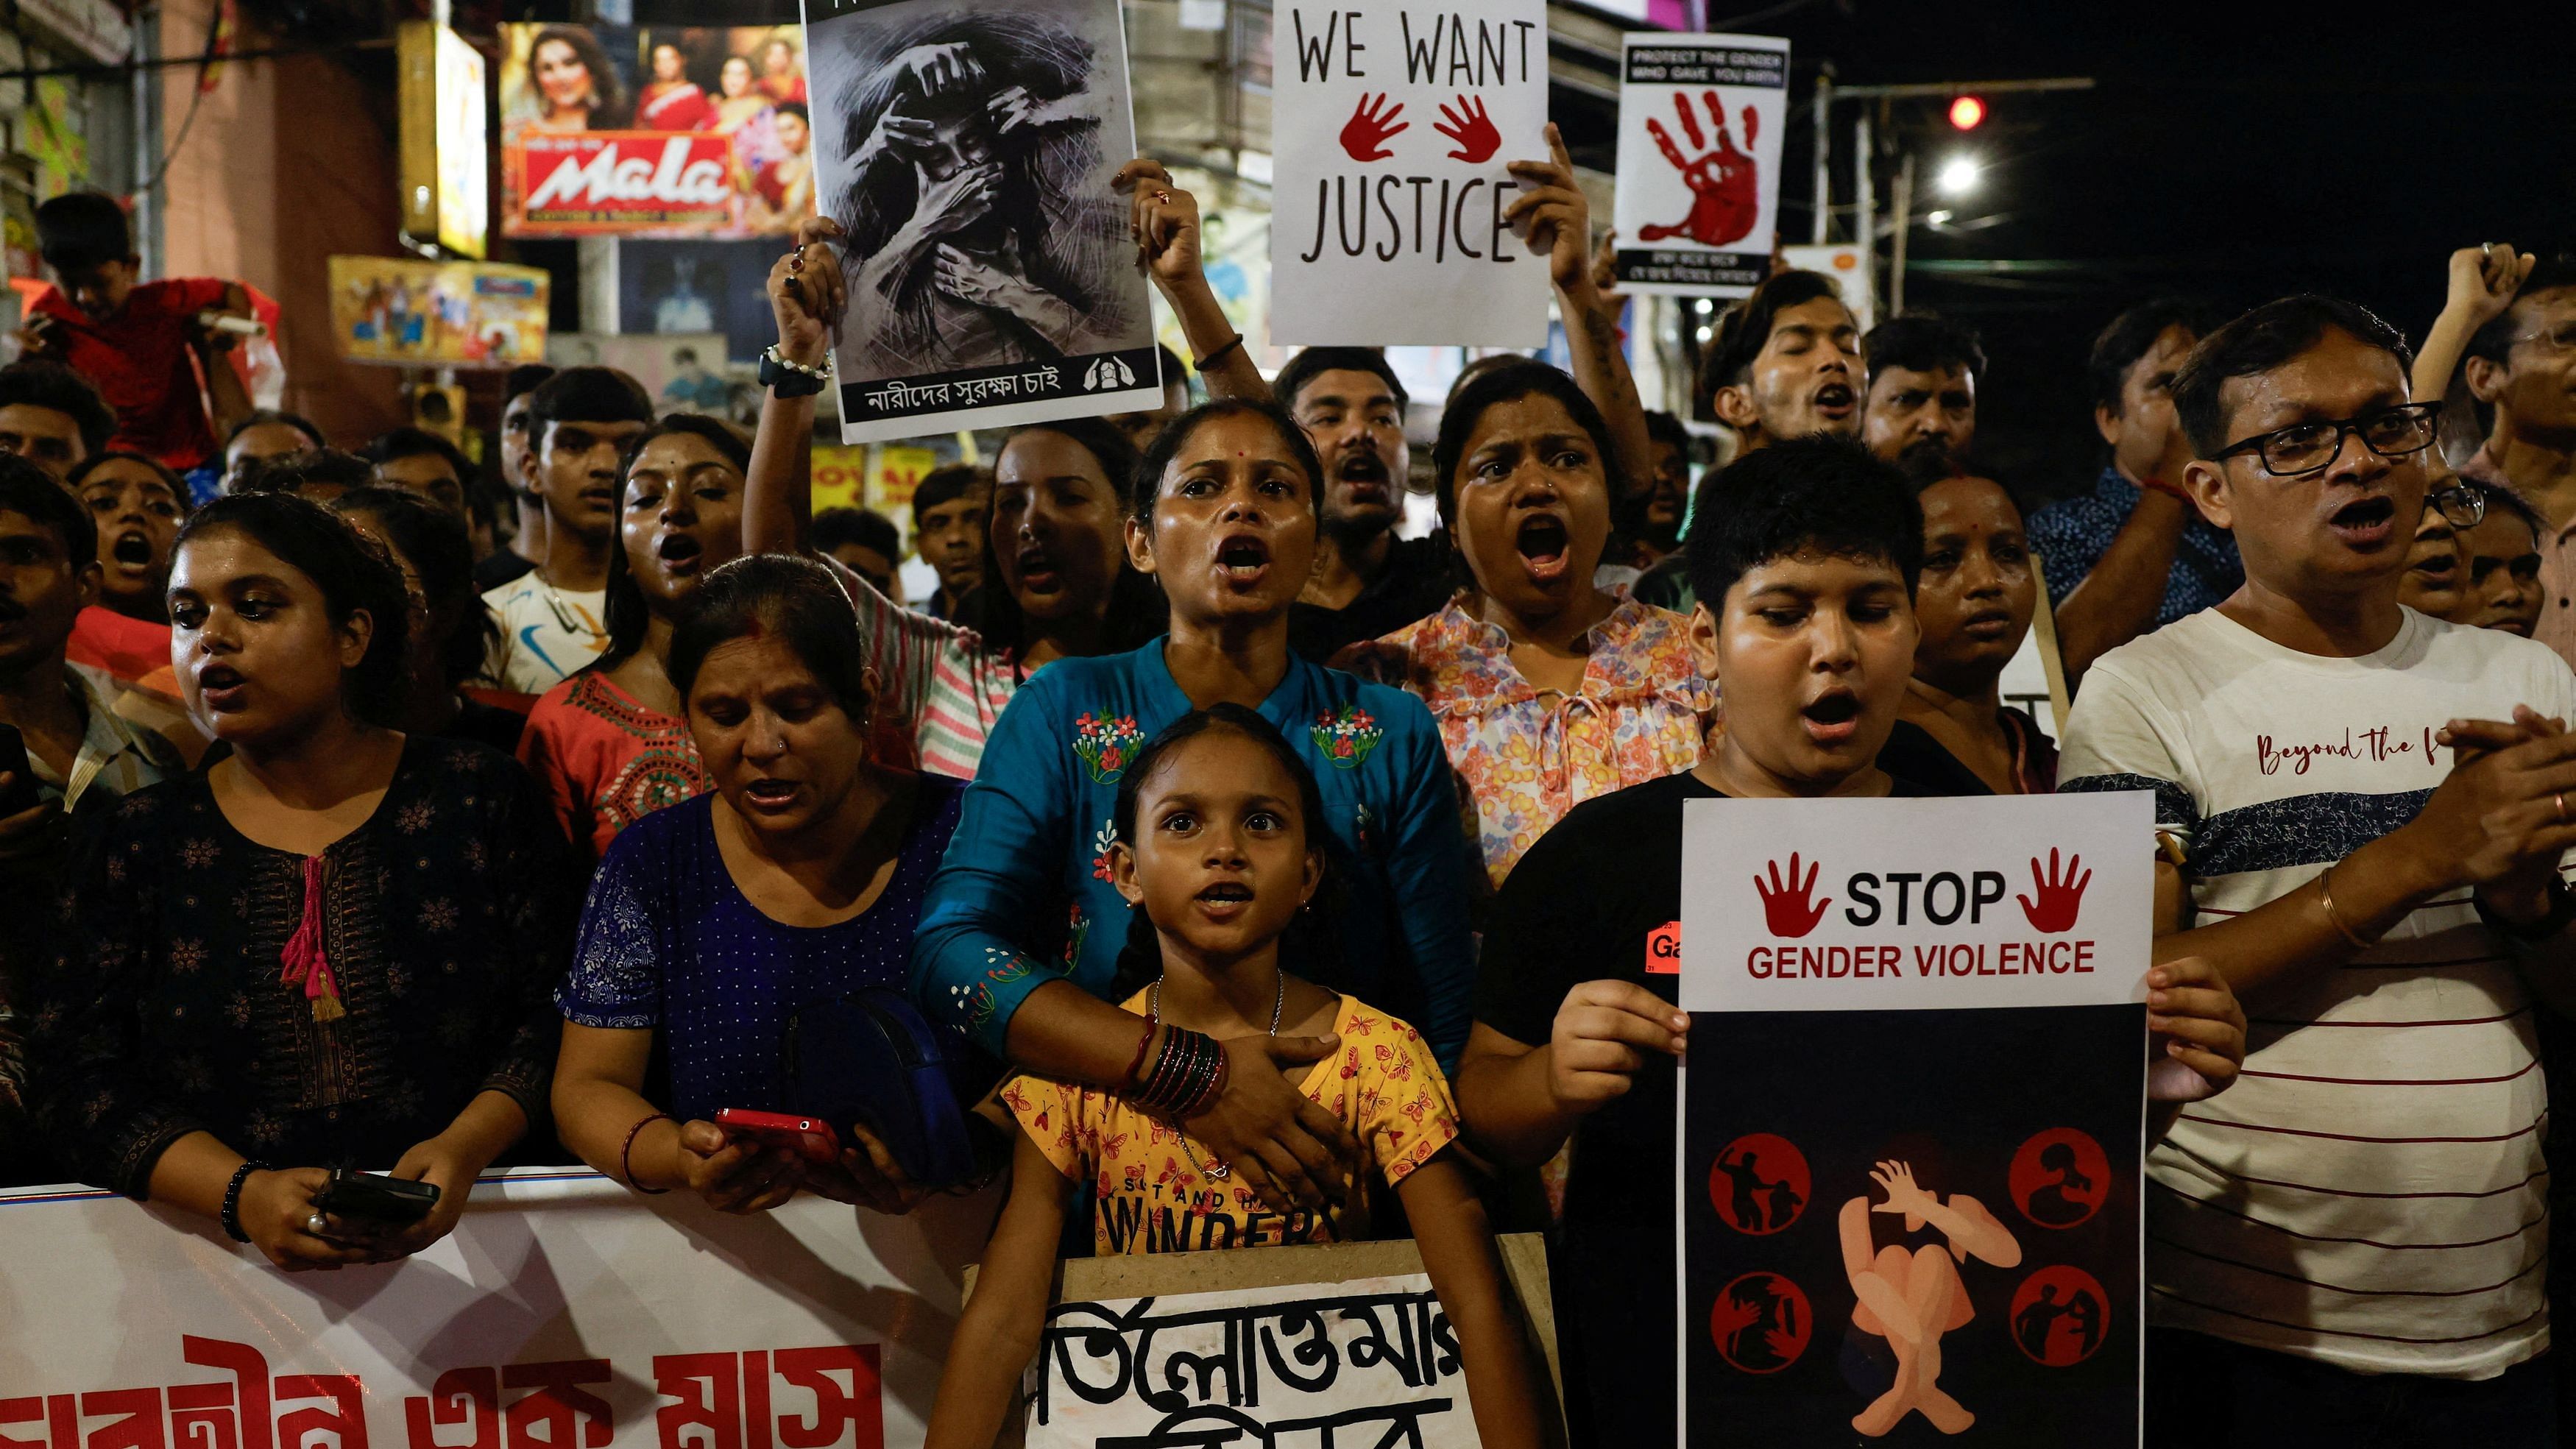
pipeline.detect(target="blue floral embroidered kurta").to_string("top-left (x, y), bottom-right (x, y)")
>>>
top-left (910, 639), bottom-right (1477, 1069)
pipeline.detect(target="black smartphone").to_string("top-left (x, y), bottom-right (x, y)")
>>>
top-left (0, 725), bottom-right (38, 817)
top-left (313, 1166), bottom-right (440, 1225)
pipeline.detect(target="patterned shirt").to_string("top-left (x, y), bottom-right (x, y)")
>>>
top-left (1336, 596), bottom-right (1716, 888)
top-left (482, 575), bottom-right (609, 695)
top-left (26, 737), bottom-right (577, 1196)
top-left (35, 666), bottom-right (185, 813)
top-left (556, 778), bottom-right (965, 1122)
top-left (1005, 991), bottom-right (1459, 1255)
top-left (823, 553), bottom-right (1020, 779)
top-left (910, 640), bottom-right (1478, 1069)
top-left (2025, 464), bottom-right (2244, 626)
top-left (518, 671), bottom-right (712, 868)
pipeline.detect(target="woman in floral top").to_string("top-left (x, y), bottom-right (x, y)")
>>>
top-left (1339, 363), bottom-right (1714, 890)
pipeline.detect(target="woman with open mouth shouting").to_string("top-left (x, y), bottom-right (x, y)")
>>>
top-left (29, 491), bottom-right (577, 1272)
top-left (913, 397), bottom-right (1477, 1221)
top-left (745, 218), bottom-right (1167, 779)
top-left (1337, 361), bottom-right (1716, 892)
top-left (520, 415), bottom-right (749, 867)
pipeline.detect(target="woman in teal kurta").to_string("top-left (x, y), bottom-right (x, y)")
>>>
top-left (910, 400), bottom-right (1476, 1209)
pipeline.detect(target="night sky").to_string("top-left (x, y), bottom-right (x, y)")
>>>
top-left (1698, 0), bottom-right (2576, 498)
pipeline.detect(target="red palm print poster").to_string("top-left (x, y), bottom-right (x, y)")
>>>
top-left (1612, 32), bottom-right (1791, 298)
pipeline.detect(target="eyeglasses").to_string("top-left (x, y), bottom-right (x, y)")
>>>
top-left (2430, 484), bottom-right (2486, 531)
top-left (2508, 321), bottom-right (2576, 354)
top-left (2209, 401), bottom-right (2444, 478)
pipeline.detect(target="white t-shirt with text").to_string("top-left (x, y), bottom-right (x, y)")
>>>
top-left (2061, 606), bottom-right (2576, 1378)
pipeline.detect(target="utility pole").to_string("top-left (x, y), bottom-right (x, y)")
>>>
top-left (1809, 76), bottom-right (2093, 298)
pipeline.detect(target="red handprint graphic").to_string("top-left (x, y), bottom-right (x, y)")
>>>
top-left (2017, 849), bottom-right (2092, 934)
top-left (1755, 853), bottom-right (1831, 938)
top-left (1433, 94), bottom-right (1499, 164)
top-left (1638, 91), bottom-right (1761, 248)
top-left (1339, 93), bottom-right (1407, 163)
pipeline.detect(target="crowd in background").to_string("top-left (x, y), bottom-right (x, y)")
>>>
top-left (0, 144), bottom-right (2572, 1448)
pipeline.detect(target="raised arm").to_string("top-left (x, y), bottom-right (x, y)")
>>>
top-left (1112, 160), bottom-right (1267, 404)
top-left (2414, 244), bottom-right (2534, 404)
top-left (746, 219), bottom-right (847, 555)
top-left (1507, 124), bottom-right (1652, 494)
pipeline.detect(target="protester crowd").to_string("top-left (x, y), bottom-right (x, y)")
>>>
top-left (0, 152), bottom-right (2569, 1448)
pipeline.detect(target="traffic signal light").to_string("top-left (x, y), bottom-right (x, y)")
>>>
top-left (1947, 95), bottom-right (1985, 130)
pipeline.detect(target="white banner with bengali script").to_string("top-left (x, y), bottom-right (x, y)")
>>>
top-left (0, 1167), bottom-right (1002, 1447)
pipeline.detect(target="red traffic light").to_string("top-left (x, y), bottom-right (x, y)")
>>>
top-left (1948, 95), bottom-right (1986, 130)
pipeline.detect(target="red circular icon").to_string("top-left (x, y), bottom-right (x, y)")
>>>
top-left (1711, 1272), bottom-right (1811, 1374)
top-left (2009, 1266), bottom-right (2109, 1366)
top-left (2008, 1128), bottom-right (2110, 1229)
top-left (1708, 1133), bottom-right (1811, 1234)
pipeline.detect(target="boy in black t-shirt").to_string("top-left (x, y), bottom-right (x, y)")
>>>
top-left (1454, 437), bottom-right (2245, 1448)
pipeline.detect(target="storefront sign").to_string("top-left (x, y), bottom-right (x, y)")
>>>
top-left (0, 1169), bottom-right (997, 1447)
top-left (1268, 0), bottom-right (1551, 345)
top-left (1677, 793), bottom-right (2151, 1444)
top-left (326, 255), bottom-right (551, 368)
top-left (400, 22), bottom-right (491, 259)
top-left (1610, 32), bottom-right (1790, 297)
top-left (498, 22), bottom-right (817, 239)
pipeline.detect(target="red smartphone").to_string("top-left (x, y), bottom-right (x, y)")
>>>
top-left (712, 1108), bottom-right (841, 1165)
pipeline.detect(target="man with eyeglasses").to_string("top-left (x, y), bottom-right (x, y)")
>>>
top-left (2060, 294), bottom-right (2576, 1445)
top-left (2455, 251), bottom-right (2576, 670)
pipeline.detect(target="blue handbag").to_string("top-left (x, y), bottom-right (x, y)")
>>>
top-left (785, 985), bottom-right (980, 1191)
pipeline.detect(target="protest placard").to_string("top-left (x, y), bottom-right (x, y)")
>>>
top-left (1268, 0), bottom-right (1551, 347)
top-left (802, 0), bottom-right (1163, 444)
top-left (1020, 1236), bottom-right (1562, 1448)
top-left (1611, 33), bottom-right (1791, 297)
top-left (0, 1167), bottom-right (999, 1448)
top-left (1675, 793), bottom-right (2151, 1444)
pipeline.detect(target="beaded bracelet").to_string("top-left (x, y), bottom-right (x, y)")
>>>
top-left (621, 1112), bottom-right (674, 1194)
top-left (220, 1159), bottom-right (269, 1243)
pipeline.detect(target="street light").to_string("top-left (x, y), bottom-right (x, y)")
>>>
top-left (1936, 155), bottom-right (1980, 197)
top-left (1947, 95), bottom-right (1984, 130)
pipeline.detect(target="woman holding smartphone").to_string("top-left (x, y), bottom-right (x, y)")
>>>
top-left (26, 493), bottom-right (577, 1269)
top-left (549, 555), bottom-right (966, 1214)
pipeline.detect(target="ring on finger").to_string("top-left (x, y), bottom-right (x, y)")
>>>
top-left (306, 1211), bottom-right (328, 1235)
top-left (2558, 792), bottom-right (2568, 825)
top-left (1154, 190), bottom-right (1173, 204)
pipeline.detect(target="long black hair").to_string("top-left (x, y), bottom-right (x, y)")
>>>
top-left (952, 417), bottom-right (1167, 656)
top-left (1104, 704), bottom-right (1341, 1000)
top-left (174, 492), bottom-right (411, 726)
top-left (526, 25), bottom-right (628, 127)
top-left (599, 414), bottom-right (751, 671)
top-left (333, 485), bottom-right (498, 689)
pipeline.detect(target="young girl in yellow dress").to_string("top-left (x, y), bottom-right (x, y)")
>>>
top-left (924, 704), bottom-right (1543, 1449)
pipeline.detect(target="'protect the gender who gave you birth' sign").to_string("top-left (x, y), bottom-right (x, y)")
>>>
top-left (1612, 32), bottom-right (1790, 297)
top-left (1270, 1), bottom-right (1551, 347)
top-left (1677, 793), bottom-right (2152, 1446)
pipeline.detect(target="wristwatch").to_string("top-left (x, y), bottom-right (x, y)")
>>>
top-left (759, 344), bottom-right (830, 398)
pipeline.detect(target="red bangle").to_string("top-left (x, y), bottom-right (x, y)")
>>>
top-left (1123, 1015), bottom-right (1160, 1090)
top-left (621, 1112), bottom-right (673, 1194)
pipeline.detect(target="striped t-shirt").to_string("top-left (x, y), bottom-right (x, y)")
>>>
top-left (2061, 606), bottom-right (2575, 1378)
top-left (824, 554), bottom-right (1019, 779)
